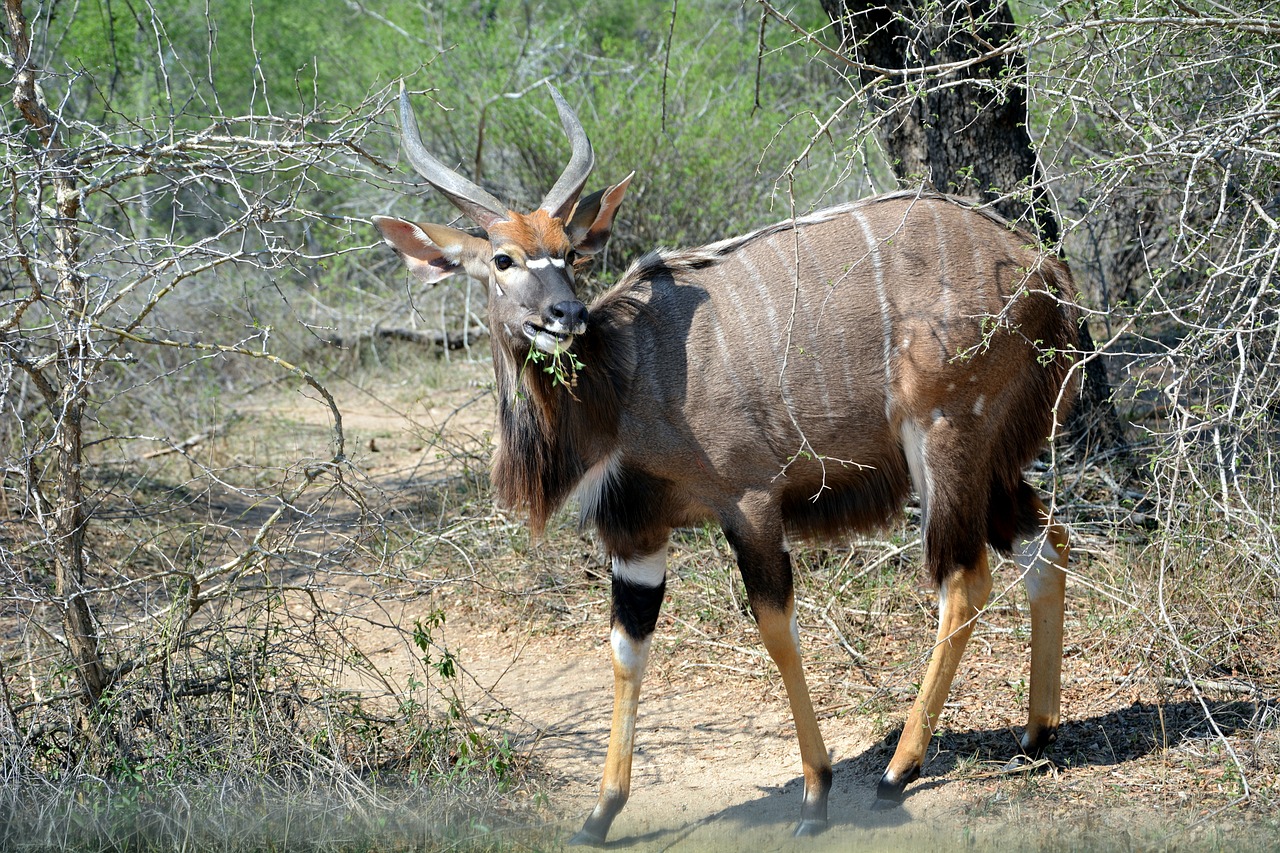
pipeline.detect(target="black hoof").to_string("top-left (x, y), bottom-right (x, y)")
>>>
top-left (569, 800), bottom-right (621, 847)
top-left (875, 765), bottom-right (919, 804)
top-left (794, 817), bottom-right (829, 838)
top-left (568, 827), bottom-right (608, 847)
top-left (1020, 726), bottom-right (1058, 758)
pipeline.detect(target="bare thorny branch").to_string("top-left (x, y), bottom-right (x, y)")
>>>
top-left (0, 0), bottom-right (411, 760)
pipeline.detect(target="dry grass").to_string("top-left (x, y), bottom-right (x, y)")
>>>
top-left (371, 361), bottom-right (1279, 847)
top-left (3, 343), bottom-right (1278, 851)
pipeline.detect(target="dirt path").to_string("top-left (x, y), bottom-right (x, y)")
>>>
top-left (446, 618), bottom-right (1023, 851)
top-left (311, 378), bottom-right (1014, 848)
top-left (288, 371), bottom-right (1273, 851)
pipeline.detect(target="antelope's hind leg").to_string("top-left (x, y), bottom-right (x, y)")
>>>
top-left (729, 529), bottom-right (832, 837)
top-left (570, 548), bottom-right (667, 847)
top-left (1015, 492), bottom-right (1070, 758)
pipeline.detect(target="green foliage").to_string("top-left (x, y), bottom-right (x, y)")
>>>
top-left (523, 341), bottom-right (583, 391)
top-left (44, 1), bottom-right (852, 311)
top-left (351, 1), bottom-right (847, 271)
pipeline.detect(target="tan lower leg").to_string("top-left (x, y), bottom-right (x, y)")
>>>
top-left (881, 553), bottom-right (993, 796)
top-left (756, 600), bottom-right (831, 829)
top-left (1022, 520), bottom-right (1069, 753)
top-left (573, 627), bottom-right (651, 845)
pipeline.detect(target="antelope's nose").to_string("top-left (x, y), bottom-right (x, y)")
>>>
top-left (549, 300), bottom-right (589, 334)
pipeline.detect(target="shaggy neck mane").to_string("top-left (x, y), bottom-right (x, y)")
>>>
top-left (492, 291), bottom-right (639, 535)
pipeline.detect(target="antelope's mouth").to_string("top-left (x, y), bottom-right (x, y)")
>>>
top-left (523, 321), bottom-right (576, 354)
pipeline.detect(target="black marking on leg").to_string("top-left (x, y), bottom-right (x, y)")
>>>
top-left (723, 529), bottom-right (793, 613)
top-left (588, 464), bottom-right (673, 560)
top-left (611, 575), bottom-right (665, 641)
top-left (988, 478), bottom-right (1045, 554)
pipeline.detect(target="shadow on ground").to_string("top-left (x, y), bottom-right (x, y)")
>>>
top-left (591, 698), bottom-right (1265, 850)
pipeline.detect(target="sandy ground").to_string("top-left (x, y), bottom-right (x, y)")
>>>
top-left (443, 617), bottom-right (1050, 852)
top-left (265, 365), bottom-right (1274, 852)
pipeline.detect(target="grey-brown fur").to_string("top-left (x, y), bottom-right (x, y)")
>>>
top-left (511, 191), bottom-right (1078, 585)
top-left (371, 86), bottom-right (1079, 843)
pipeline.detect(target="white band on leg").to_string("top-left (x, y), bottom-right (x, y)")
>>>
top-left (611, 548), bottom-right (667, 588)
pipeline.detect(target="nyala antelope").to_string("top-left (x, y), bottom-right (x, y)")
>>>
top-left (372, 84), bottom-right (1078, 844)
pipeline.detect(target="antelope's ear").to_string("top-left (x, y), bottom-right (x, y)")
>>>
top-left (371, 216), bottom-right (491, 284)
top-left (566, 172), bottom-right (633, 257)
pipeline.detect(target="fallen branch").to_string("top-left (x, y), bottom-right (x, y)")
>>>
top-left (1104, 674), bottom-right (1269, 697)
top-left (326, 325), bottom-right (488, 351)
top-left (140, 420), bottom-right (237, 459)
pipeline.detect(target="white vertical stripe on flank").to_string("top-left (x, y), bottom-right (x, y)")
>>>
top-left (929, 202), bottom-right (956, 342)
top-left (735, 249), bottom-right (784, 365)
top-left (798, 227), bottom-right (858, 413)
top-left (766, 233), bottom-right (833, 418)
top-left (851, 210), bottom-right (894, 418)
top-left (708, 263), bottom-right (770, 398)
top-left (708, 303), bottom-right (745, 392)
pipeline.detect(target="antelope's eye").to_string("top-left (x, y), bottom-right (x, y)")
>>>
top-left (493, 254), bottom-right (514, 271)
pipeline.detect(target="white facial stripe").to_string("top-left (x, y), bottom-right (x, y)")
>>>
top-left (526, 257), bottom-right (566, 269)
top-left (611, 548), bottom-right (667, 588)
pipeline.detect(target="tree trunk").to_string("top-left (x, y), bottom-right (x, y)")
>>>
top-left (821, 0), bottom-right (1124, 451)
top-left (4, 0), bottom-right (108, 711)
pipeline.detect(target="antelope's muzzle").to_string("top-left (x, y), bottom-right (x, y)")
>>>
top-left (526, 299), bottom-right (588, 353)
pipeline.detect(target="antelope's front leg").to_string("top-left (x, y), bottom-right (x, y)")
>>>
top-left (729, 527), bottom-right (832, 837)
top-left (570, 549), bottom-right (667, 847)
top-left (754, 594), bottom-right (833, 836)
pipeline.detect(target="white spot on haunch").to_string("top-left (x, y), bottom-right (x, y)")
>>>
top-left (973, 394), bottom-right (986, 417)
top-left (1015, 533), bottom-right (1064, 602)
